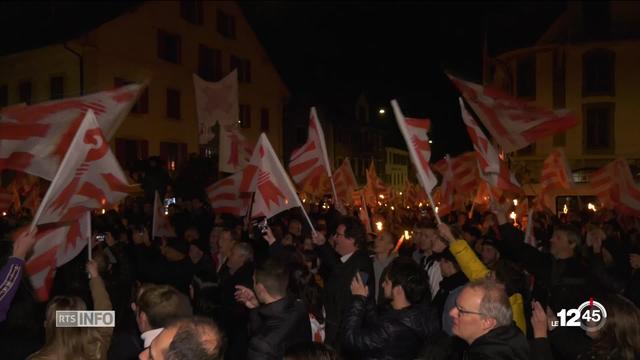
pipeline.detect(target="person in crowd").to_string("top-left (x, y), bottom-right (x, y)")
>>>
top-left (432, 248), bottom-right (468, 335)
top-left (479, 238), bottom-right (501, 270)
top-left (219, 242), bottom-right (255, 360)
top-left (437, 222), bottom-right (528, 335)
top-left (158, 237), bottom-right (195, 295)
top-left (449, 278), bottom-right (529, 360)
top-left (288, 261), bottom-right (325, 343)
top-left (412, 222), bottom-right (444, 299)
top-left (139, 316), bottom-right (226, 360)
top-left (216, 229), bottom-right (238, 279)
top-left (284, 342), bottom-right (340, 360)
top-left (28, 260), bottom-right (113, 360)
top-left (371, 231), bottom-right (398, 303)
top-left (235, 259), bottom-right (312, 359)
top-left (0, 227), bottom-right (37, 322)
top-left (341, 258), bottom-right (439, 359)
top-left (109, 284), bottom-right (193, 359)
top-left (312, 216), bottom-right (375, 349)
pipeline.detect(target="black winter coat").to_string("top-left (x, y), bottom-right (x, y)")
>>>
top-left (246, 296), bottom-right (312, 360)
top-left (316, 244), bottom-right (375, 348)
top-left (341, 296), bottom-right (440, 360)
top-left (466, 324), bottom-right (529, 360)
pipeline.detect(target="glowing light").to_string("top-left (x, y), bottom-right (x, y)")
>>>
top-left (379, 194), bottom-right (385, 199)
top-left (404, 230), bottom-right (411, 240)
top-left (101, 209), bottom-right (106, 215)
top-left (391, 206), bottom-right (395, 211)
top-left (418, 202), bottom-right (423, 207)
top-left (513, 199), bottom-right (518, 207)
top-left (435, 206), bottom-right (439, 214)
top-left (169, 161), bottom-right (176, 171)
top-left (428, 140), bottom-right (433, 144)
top-left (375, 221), bottom-right (383, 232)
top-left (101, 198), bottom-right (107, 206)
top-left (302, 198), bottom-right (306, 203)
top-left (164, 210), bottom-right (169, 215)
top-left (588, 203), bottom-right (597, 212)
top-left (509, 211), bottom-right (517, 221)
top-left (563, 204), bottom-right (568, 214)
top-left (379, 108), bottom-right (385, 115)
top-left (406, 206), bottom-right (410, 209)
top-left (399, 192), bottom-right (403, 196)
top-left (377, 201), bottom-right (382, 206)
top-left (1, 211), bottom-right (6, 217)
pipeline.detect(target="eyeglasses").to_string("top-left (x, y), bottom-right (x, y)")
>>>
top-left (454, 302), bottom-right (488, 317)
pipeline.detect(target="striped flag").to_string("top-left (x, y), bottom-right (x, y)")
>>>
top-left (391, 100), bottom-right (438, 195)
top-left (448, 74), bottom-right (579, 153)
top-left (0, 187), bottom-right (12, 212)
top-left (590, 159), bottom-right (640, 215)
top-left (330, 158), bottom-right (358, 205)
top-left (0, 83), bottom-right (144, 180)
top-left (26, 212), bottom-right (91, 301)
top-left (364, 160), bottom-right (389, 207)
top-left (288, 108), bottom-right (333, 197)
top-left (540, 148), bottom-right (573, 194)
top-left (434, 152), bottom-right (479, 195)
top-left (435, 155), bottom-right (455, 216)
top-left (206, 171), bottom-right (250, 216)
top-left (193, 71), bottom-right (239, 145)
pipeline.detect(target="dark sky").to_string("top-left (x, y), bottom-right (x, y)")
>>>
top-left (0, 1), bottom-right (565, 159)
top-left (239, 1), bottom-right (566, 158)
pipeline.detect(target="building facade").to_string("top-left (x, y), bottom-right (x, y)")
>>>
top-left (0, 1), bottom-right (289, 172)
top-left (488, 1), bottom-right (640, 185)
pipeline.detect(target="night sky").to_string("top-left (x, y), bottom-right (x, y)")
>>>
top-left (0, 1), bottom-right (565, 160)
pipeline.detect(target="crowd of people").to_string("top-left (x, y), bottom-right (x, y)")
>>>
top-left (2, 163), bottom-right (640, 360)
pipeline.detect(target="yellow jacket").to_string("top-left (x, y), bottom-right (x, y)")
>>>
top-left (449, 239), bottom-right (527, 335)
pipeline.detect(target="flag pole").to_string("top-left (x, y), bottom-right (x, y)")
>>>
top-left (426, 190), bottom-right (442, 224)
top-left (468, 187), bottom-right (480, 219)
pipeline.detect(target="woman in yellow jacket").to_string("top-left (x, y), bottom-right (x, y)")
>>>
top-left (437, 223), bottom-right (527, 336)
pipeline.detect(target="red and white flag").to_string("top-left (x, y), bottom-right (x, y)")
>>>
top-left (590, 159), bottom-right (640, 215)
top-left (330, 158), bottom-right (358, 205)
top-left (436, 155), bottom-right (455, 216)
top-left (448, 75), bottom-right (579, 153)
top-left (26, 212), bottom-right (91, 301)
top-left (359, 192), bottom-right (373, 233)
top-left (193, 71), bottom-right (239, 145)
top-left (460, 98), bottom-right (520, 192)
top-left (391, 100), bottom-right (438, 194)
top-left (434, 152), bottom-right (479, 195)
top-left (0, 83), bottom-right (144, 180)
top-left (289, 108), bottom-right (334, 197)
top-left (31, 110), bottom-right (132, 227)
top-left (219, 123), bottom-right (252, 174)
top-left (540, 148), bottom-right (573, 194)
top-left (206, 171), bottom-right (250, 216)
top-left (364, 160), bottom-right (389, 207)
top-left (152, 191), bottom-right (176, 238)
top-left (240, 134), bottom-right (305, 219)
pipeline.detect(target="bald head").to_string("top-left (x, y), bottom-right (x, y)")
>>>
top-left (140, 317), bottom-right (225, 360)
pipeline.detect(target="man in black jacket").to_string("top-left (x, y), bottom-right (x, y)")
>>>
top-left (449, 278), bottom-right (528, 360)
top-left (341, 258), bottom-right (439, 359)
top-left (235, 259), bottom-right (312, 360)
top-left (312, 216), bottom-right (375, 349)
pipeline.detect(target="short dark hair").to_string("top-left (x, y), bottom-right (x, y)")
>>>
top-left (137, 285), bottom-right (193, 329)
top-left (337, 216), bottom-right (367, 250)
top-left (166, 317), bottom-right (226, 360)
top-left (284, 342), bottom-right (340, 360)
top-left (385, 258), bottom-right (429, 304)
top-left (255, 259), bottom-right (289, 298)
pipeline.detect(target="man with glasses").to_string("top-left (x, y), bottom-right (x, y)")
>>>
top-left (449, 279), bottom-right (528, 360)
top-left (312, 216), bottom-right (374, 351)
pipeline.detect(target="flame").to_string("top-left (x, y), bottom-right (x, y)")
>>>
top-left (404, 230), bottom-right (411, 240)
top-left (563, 204), bottom-right (568, 214)
top-left (588, 203), bottom-right (597, 212)
top-left (101, 208), bottom-right (106, 215)
top-left (509, 211), bottom-right (517, 220)
top-left (513, 199), bottom-right (518, 206)
top-left (391, 206), bottom-right (395, 211)
top-left (375, 221), bottom-right (383, 232)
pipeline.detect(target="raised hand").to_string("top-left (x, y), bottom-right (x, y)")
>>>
top-left (531, 301), bottom-right (548, 338)
top-left (350, 272), bottom-right (369, 297)
top-left (234, 285), bottom-right (259, 309)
